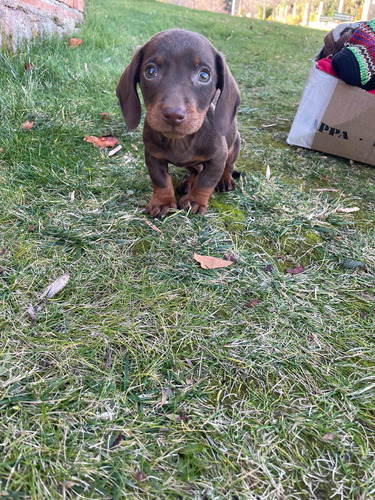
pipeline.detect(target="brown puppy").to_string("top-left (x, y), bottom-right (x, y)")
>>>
top-left (116, 29), bottom-right (241, 216)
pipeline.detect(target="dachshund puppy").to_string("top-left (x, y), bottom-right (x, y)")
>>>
top-left (116, 29), bottom-right (240, 216)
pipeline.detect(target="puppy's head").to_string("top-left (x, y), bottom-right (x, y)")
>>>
top-left (116, 29), bottom-right (240, 138)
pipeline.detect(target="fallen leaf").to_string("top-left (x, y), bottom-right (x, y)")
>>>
top-left (194, 253), bottom-right (234, 269)
top-left (39, 272), bottom-right (70, 301)
top-left (22, 120), bottom-right (34, 130)
top-left (323, 433), bottom-right (335, 440)
top-left (99, 112), bottom-right (110, 120)
top-left (0, 148), bottom-right (4, 154)
top-left (24, 62), bottom-right (33, 71)
top-left (131, 143), bottom-right (138, 151)
top-left (135, 471), bottom-right (147, 482)
top-left (156, 388), bottom-right (169, 409)
top-left (0, 249), bottom-right (6, 255)
top-left (336, 206), bottom-right (360, 214)
top-left (224, 253), bottom-right (237, 262)
top-left (84, 135), bottom-right (119, 148)
top-left (286, 265), bottom-right (304, 275)
top-left (108, 144), bottom-right (122, 157)
top-left (110, 434), bottom-right (125, 449)
top-left (246, 299), bottom-right (258, 307)
top-left (264, 264), bottom-right (273, 272)
top-left (28, 225), bottom-right (35, 232)
top-left (27, 304), bottom-right (37, 322)
top-left (69, 37), bottom-right (82, 48)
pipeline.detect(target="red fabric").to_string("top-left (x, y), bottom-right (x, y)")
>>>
top-left (317, 57), bottom-right (375, 94)
top-left (317, 57), bottom-right (338, 77)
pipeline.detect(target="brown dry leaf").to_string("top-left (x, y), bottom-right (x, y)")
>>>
top-left (286, 265), bottom-right (304, 275)
top-left (156, 387), bottom-right (169, 409)
top-left (99, 112), bottom-right (110, 120)
top-left (22, 120), bottom-right (34, 130)
top-left (27, 304), bottom-right (37, 322)
top-left (84, 135), bottom-right (119, 148)
top-left (110, 434), bottom-right (125, 449)
top-left (131, 143), bottom-right (139, 151)
top-left (108, 144), bottom-right (122, 157)
top-left (323, 433), bottom-right (335, 440)
top-left (39, 273), bottom-right (70, 301)
top-left (69, 37), bottom-right (83, 48)
top-left (194, 253), bottom-right (234, 270)
top-left (336, 206), bottom-right (360, 214)
top-left (135, 471), bottom-right (147, 482)
top-left (246, 299), bottom-right (259, 307)
top-left (24, 62), bottom-right (34, 71)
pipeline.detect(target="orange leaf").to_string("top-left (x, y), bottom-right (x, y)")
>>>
top-left (194, 253), bottom-right (234, 270)
top-left (84, 135), bottom-right (119, 148)
top-left (69, 37), bottom-right (83, 48)
top-left (22, 120), bottom-right (34, 130)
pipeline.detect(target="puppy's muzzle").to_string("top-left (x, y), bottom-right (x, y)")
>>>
top-left (162, 106), bottom-right (186, 127)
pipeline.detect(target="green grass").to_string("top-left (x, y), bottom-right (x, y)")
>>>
top-left (1, 0), bottom-right (375, 498)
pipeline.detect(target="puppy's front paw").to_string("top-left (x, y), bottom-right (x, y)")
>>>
top-left (179, 193), bottom-right (210, 215)
top-left (145, 196), bottom-right (177, 217)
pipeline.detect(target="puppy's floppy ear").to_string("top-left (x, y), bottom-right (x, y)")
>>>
top-left (116, 47), bottom-right (144, 130)
top-left (214, 52), bottom-right (240, 136)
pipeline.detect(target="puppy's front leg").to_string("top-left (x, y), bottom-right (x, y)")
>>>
top-left (179, 155), bottom-right (226, 215)
top-left (144, 152), bottom-right (177, 217)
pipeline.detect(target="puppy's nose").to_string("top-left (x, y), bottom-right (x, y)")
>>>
top-left (163, 107), bottom-right (186, 126)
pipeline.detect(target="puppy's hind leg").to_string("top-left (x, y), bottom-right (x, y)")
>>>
top-left (217, 132), bottom-right (240, 192)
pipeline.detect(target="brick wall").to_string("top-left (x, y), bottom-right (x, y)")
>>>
top-left (0, 0), bottom-right (85, 50)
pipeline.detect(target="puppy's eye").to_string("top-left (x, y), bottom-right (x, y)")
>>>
top-left (144, 65), bottom-right (158, 79)
top-left (198, 70), bottom-right (210, 83)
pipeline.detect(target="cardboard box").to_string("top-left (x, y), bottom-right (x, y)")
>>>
top-left (287, 62), bottom-right (375, 166)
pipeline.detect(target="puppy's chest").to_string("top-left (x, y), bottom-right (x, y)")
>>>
top-left (147, 139), bottom-right (208, 167)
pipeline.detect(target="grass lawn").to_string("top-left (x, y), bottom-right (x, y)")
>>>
top-left (1, 0), bottom-right (374, 498)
